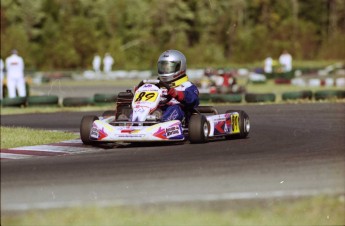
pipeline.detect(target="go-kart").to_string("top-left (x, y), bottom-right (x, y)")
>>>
top-left (80, 79), bottom-right (250, 145)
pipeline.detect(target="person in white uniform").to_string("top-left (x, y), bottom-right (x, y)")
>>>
top-left (92, 54), bottom-right (101, 73)
top-left (264, 56), bottom-right (273, 74)
top-left (103, 53), bottom-right (114, 73)
top-left (5, 50), bottom-right (26, 98)
top-left (0, 58), bottom-right (4, 99)
top-left (279, 50), bottom-right (292, 72)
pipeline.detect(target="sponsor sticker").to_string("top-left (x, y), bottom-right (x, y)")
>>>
top-left (165, 125), bottom-right (181, 138)
top-left (117, 134), bottom-right (145, 138)
top-left (90, 127), bottom-right (99, 139)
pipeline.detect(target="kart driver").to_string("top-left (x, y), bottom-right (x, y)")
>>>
top-left (157, 50), bottom-right (199, 121)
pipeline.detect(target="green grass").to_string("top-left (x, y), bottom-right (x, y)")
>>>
top-left (0, 126), bottom-right (79, 149)
top-left (2, 195), bottom-right (344, 226)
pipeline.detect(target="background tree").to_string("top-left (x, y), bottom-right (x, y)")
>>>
top-left (0, 0), bottom-right (344, 70)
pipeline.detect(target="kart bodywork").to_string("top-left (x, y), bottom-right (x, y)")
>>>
top-left (80, 80), bottom-right (250, 144)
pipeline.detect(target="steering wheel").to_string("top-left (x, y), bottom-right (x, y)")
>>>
top-left (158, 80), bottom-right (172, 105)
top-left (135, 80), bottom-right (172, 105)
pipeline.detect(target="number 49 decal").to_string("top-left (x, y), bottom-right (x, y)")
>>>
top-left (134, 91), bottom-right (158, 102)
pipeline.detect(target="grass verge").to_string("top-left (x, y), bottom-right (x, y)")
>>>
top-left (2, 195), bottom-right (344, 226)
top-left (0, 126), bottom-right (79, 149)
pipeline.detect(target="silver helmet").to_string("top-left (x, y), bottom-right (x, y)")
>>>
top-left (157, 50), bottom-right (187, 83)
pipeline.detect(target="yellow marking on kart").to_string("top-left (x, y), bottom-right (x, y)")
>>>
top-left (231, 113), bottom-right (240, 133)
top-left (134, 91), bottom-right (158, 102)
top-left (98, 120), bottom-right (115, 132)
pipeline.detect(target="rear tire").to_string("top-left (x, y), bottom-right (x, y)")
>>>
top-left (80, 115), bottom-right (98, 145)
top-left (188, 114), bottom-right (209, 143)
top-left (225, 110), bottom-right (250, 139)
top-left (195, 106), bottom-right (218, 114)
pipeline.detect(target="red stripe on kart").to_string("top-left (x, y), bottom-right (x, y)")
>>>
top-left (215, 121), bottom-right (225, 134)
top-left (0, 149), bottom-right (67, 156)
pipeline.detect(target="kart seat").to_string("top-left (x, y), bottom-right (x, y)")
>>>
top-left (116, 90), bottom-right (134, 120)
top-left (194, 106), bottom-right (218, 115)
top-left (117, 90), bottom-right (134, 101)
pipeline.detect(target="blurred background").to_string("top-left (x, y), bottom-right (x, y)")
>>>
top-left (1, 0), bottom-right (345, 103)
top-left (1, 0), bottom-right (344, 70)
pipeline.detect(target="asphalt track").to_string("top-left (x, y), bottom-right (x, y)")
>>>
top-left (1, 103), bottom-right (344, 212)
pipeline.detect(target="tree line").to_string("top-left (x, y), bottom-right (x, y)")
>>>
top-left (1, 0), bottom-right (344, 70)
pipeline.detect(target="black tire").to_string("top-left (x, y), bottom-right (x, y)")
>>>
top-left (210, 94), bottom-right (242, 103)
top-left (301, 90), bottom-right (313, 100)
top-left (27, 95), bottom-right (59, 106)
top-left (80, 115), bottom-right (99, 145)
top-left (225, 110), bottom-right (250, 139)
top-left (2, 84), bottom-right (8, 98)
top-left (94, 93), bottom-right (117, 103)
top-left (102, 110), bottom-right (116, 117)
top-left (282, 90), bottom-right (313, 101)
top-left (314, 90), bottom-right (344, 100)
top-left (62, 97), bottom-right (94, 107)
top-left (25, 82), bottom-right (30, 97)
top-left (118, 91), bottom-right (134, 99)
top-left (188, 114), bottom-right (209, 143)
top-left (245, 93), bottom-right (276, 103)
top-left (223, 94), bottom-right (242, 103)
top-left (1, 97), bottom-right (27, 107)
top-left (195, 106), bottom-right (218, 114)
top-left (3, 82), bottom-right (30, 98)
top-left (199, 93), bottom-right (211, 102)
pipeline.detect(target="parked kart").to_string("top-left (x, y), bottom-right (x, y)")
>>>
top-left (80, 79), bottom-right (250, 145)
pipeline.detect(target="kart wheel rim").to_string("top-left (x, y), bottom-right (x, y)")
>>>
top-left (203, 122), bottom-right (209, 137)
top-left (245, 118), bottom-right (250, 133)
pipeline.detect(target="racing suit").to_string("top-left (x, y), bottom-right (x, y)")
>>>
top-left (161, 77), bottom-right (199, 122)
top-left (5, 53), bottom-right (26, 98)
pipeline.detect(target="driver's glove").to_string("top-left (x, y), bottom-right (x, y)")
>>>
top-left (168, 87), bottom-right (184, 102)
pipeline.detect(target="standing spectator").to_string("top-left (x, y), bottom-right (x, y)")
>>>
top-left (5, 49), bottom-right (26, 98)
top-left (279, 50), bottom-right (293, 72)
top-left (0, 58), bottom-right (4, 100)
top-left (92, 54), bottom-right (101, 73)
top-left (264, 56), bottom-right (273, 74)
top-left (103, 53), bottom-right (114, 73)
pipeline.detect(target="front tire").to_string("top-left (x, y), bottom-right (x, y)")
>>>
top-left (188, 114), bottom-right (209, 143)
top-left (80, 115), bottom-right (98, 145)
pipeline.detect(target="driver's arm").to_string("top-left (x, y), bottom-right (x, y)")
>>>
top-left (168, 84), bottom-right (199, 107)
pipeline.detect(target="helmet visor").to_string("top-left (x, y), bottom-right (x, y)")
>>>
top-left (158, 61), bottom-right (181, 74)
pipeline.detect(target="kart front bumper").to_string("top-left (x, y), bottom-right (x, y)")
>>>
top-left (89, 119), bottom-right (185, 142)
